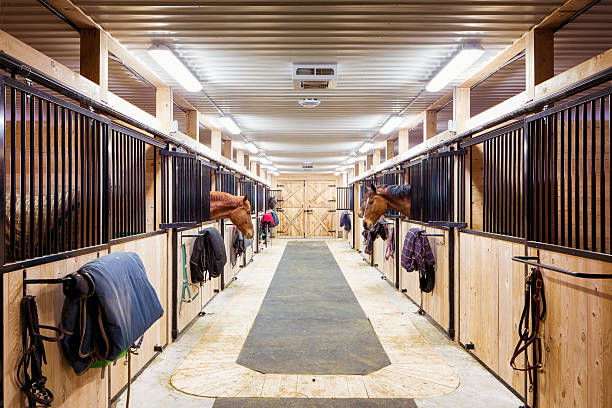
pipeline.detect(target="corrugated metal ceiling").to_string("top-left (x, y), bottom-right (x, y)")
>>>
top-left (3, 0), bottom-right (611, 172)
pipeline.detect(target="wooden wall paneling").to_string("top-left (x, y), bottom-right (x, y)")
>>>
top-left (224, 222), bottom-right (241, 282)
top-left (306, 180), bottom-right (337, 238)
top-left (3, 252), bottom-right (109, 408)
top-left (176, 225), bottom-right (219, 334)
top-left (496, 241), bottom-right (526, 393)
top-left (108, 234), bottom-right (168, 399)
top-left (458, 232), bottom-right (473, 345)
top-left (382, 232), bottom-right (395, 285)
top-left (532, 249), bottom-right (612, 408)
top-left (373, 237), bottom-right (384, 276)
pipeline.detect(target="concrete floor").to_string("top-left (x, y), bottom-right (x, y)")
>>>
top-left (112, 239), bottom-right (521, 408)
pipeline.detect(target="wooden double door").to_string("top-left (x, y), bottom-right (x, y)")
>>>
top-left (277, 179), bottom-right (337, 237)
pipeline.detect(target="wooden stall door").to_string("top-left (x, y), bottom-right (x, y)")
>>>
top-left (277, 180), bottom-right (306, 237)
top-left (306, 181), bottom-right (336, 237)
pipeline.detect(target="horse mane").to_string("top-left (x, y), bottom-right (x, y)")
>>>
top-left (378, 184), bottom-right (411, 199)
top-left (210, 191), bottom-right (250, 210)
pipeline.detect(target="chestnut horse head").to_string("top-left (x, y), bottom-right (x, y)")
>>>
top-left (363, 184), bottom-right (411, 230)
top-left (210, 191), bottom-right (254, 239)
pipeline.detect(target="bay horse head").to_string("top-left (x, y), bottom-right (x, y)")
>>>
top-left (363, 184), bottom-right (411, 230)
top-left (228, 194), bottom-right (254, 240)
top-left (362, 185), bottom-right (388, 230)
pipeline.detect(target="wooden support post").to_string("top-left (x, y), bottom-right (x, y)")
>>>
top-left (454, 87), bottom-right (470, 133)
top-left (244, 154), bottom-right (250, 171)
top-left (366, 154), bottom-right (373, 170)
top-left (255, 163), bottom-right (261, 177)
top-left (526, 27), bottom-right (555, 99)
top-left (398, 128), bottom-right (410, 153)
top-left (358, 160), bottom-right (366, 175)
top-left (354, 163), bottom-right (360, 177)
top-left (386, 139), bottom-right (395, 160)
top-left (235, 149), bottom-right (245, 166)
top-left (211, 130), bottom-right (222, 155)
top-left (185, 110), bottom-right (199, 141)
top-left (222, 140), bottom-right (233, 160)
top-left (424, 109), bottom-right (438, 141)
top-left (373, 149), bottom-right (381, 167)
top-left (79, 29), bottom-right (108, 102)
top-left (155, 87), bottom-right (172, 134)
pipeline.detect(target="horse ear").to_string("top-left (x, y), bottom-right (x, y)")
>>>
top-left (370, 184), bottom-right (377, 195)
top-left (243, 193), bottom-right (248, 204)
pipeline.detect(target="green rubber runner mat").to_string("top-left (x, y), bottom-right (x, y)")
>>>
top-left (237, 241), bottom-right (390, 375)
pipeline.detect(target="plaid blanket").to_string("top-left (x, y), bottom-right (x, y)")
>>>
top-left (401, 228), bottom-right (435, 272)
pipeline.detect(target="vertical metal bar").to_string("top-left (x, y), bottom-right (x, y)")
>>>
top-left (45, 101), bottom-right (52, 253)
top-left (560, 109), bottom-right (566, 247)
top-left (74, 113), bottom-right (79, 250)
top-left (84, 116), bottom-right (90, 247)
top-left (8, 84), bottom-right (16, 261)
top-left (568, 108), bottom-right (573, 247)
top-left (536, 118), bottom-right (542, 243)
top-left (590, 100), bottom-right (596, 252)
top-left (20, 91), bottom-right (27, 259)
top-left (37, 98), bottom-right (43, 256)
top-left (153, 146), bottom-right (157, 230)
top-left (60, 107), bottom-right (66, 252)
top-left (511, 130), bottom-right (516, 236)
top-left (484, 140), bottom-right (488, 231)
top-left (600, 97), bottom-right (605, 253)
top-left (67, 110), bottom-right (72, 251)
top-left (553, 113), bottom-right (558, 245)
top-left (93, 120), bottom-right (99, 245)
top-left (103, 123), bottom-right (111, 244)
top-left (546, 116), bottom-right (552, 244)
top-left (582, 102), bottom-right (588, 249)
top-left (29, 92), bottom-right (35, 259)
top-left (609, 94), bottom-right (611, 254)
top-left (0, 78), bottom-right (5, 265)
top-left (574, 105), bottom-right (580, 248)
top-left (53, 103), bottom-right (59, 253)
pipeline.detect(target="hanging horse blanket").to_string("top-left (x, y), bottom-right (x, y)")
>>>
top-left (269, 210), bottom-right (279, 227)
top-left (339, 211), bottom-right (352, 232)
top-left (231, 228), bottom-right (246, 267)
top-left (362, 221), bottom-right (388, 255)
top-left (60, 252), bottom-right (163, 375)
top-left (190, 227), bottom-right (227, 282)
top-left (401, 228), bottom-right (436, 293)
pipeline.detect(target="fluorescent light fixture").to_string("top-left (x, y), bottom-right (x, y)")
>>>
top-left (203, 115), bottom-right (221, 130)
top-left (347, 156), bottom-right (357, 164)
top-left (147, 45), bottom-right (202, 92)
top-left (358, 142), bottom-right (374, 154)
top-left (333, 172), bottom-right (340, 176)
top-left (426, 44), bottom-right (485, 92)
top-left (271, 171), bottom-right (280, 176)
top-left (380, 115), bottom-right (403, 135)
top-left (259, 157), bottom-right (272, 165)
top-left (218, 116), bottom-right (241, 135)
top-left (244, 142), bottom-right (258, 154)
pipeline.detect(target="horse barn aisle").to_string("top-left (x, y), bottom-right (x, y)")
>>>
top-left (2, 0), bottom-right (612, 407)
top-left (110, 239), bottom-right (518, 408)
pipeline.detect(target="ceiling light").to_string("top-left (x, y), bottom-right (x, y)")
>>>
top-left (347, 156), bottom-right (357, 164)
top-left (218, 116), bottom-right (241, 135)
top-left (203, 115), bottom-right (221, 130)
top-left (244, 142), bottom-right (258, 154)
top-left (271, 171), bottom-right (280, 176)
top-left (359, 142), bottom-right (374, 154)
top-left (426, 44), bottom-right (485, 92)
top-left (147, 45), bottom-right (202, 92)
top-left (298, 98), bottom-right (321, 108)
top-left (380, 115), bottom-right (403, 135)
top-left (333, 172), bottom-right (340, 176)
top-left (259, 157), bottom-right (272, 165)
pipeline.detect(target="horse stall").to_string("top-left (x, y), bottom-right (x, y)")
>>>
top-left (350, 56), bottom-right (612, 407)
top-left (0, 61), bottom-right (269, 407)
top-left (336, 186), bottom-right (354, 246)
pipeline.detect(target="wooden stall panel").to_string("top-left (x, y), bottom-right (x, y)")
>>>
top-left (458, 232), bottom-right (524, 393)
top-left (176, 224), bottom-right (221, 335)
top-left (399, 222), bottom-right (451, 332)
top-left (224, 222), bottom-right (241, 282)
top-left (3, 251), bottom-right (109, 408)
top-left (532, 249), bottom-right (612, 408)
top-left (109, 233), bottom-right (169, 398)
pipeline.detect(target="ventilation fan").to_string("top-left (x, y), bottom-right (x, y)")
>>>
top-left (293, 64), bottom-right (337, 90)
top-left (302, 162), bottom-right (314, 170)
top-left (298, 98), bottom-right (321, 108)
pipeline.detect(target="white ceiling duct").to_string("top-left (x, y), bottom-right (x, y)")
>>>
top-left (293, 64), bottom-right (338, 90)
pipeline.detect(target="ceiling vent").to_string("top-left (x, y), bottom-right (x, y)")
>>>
top-left (298, 98), bottom-right (321, 108)
top-left (302, 162), bottom-right (314, 170)
top-left (293, 64), bottom-right (337, 90)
